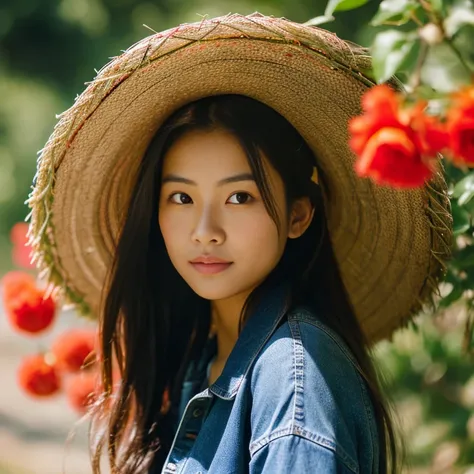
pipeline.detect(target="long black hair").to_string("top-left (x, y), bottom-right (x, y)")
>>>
top-left (89, 94), bottom-right (404, 473)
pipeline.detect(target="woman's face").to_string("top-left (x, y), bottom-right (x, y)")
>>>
top-left (158, 128), bottom-right (302, 302)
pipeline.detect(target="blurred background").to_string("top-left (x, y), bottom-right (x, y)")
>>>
top-left (0, 0), bottom-right (473, 473)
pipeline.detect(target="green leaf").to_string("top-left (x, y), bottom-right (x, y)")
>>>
top-left (451, 172), bottom-right (474, 200)
top-left (452, 245), bottom-right (474, 269)
top-left (463, 267), bottom-right (474, 291)
top-left (444, 0), bottom-right (474, 37)
top-left (371, 30), bottom-right (418, 83)
top-left (444, 268), bottom-right (462, 285)
top-left (408, 318), bottom-right (420, 333)
top-left (371, 0), bottom-right (421, 26)
top-left (460, 189), bottom-right (474, 218)
top-left (324, 0), bottom-right (369, 17)
top-left (459, 190), bottom-right (474, 206)
top-left (304, 15), bottom-right (336, 26)
top-left (452, 201), bottom-right (472, 235)
top-left (452, 24), bottom-right (474, 70)
top-left (396, 37), bottom-right (421, 73)
top-left (439, 285), bottom-right (465, 308)
top-left (412, 84), bottom-right (451, 101)
top-left (429, 0), bottom-right (445, 14)
top-left (420, 42), bottom-right (473, 92)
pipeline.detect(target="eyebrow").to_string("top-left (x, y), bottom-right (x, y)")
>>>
top-left (161, 172), bottom-right (255, 187)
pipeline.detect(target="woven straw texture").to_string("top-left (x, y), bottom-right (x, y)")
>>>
top-left (25, 12), bottom-right (453, 344)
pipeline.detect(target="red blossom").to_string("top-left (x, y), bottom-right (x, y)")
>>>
top-left (51, 329), bottom-right (98, 373)
top-left (2, 271), bottom-right (56, 335)
top-left (10, 223), bottom-right (29, 247)
top-left (1, 271), bottom-right (36, 299)
top-left (445, 85), bottom-right (474, 165)
top-left (349, 85), bottom-right (402, 156)
top-left (349, 84), bottom-right (446, 188)
top-left (354, 127), bottom-right (435, 188)
top-left (10, 223), bottom-right (35, 269)
top-left (18, 354), bottom-right (61, 397)
top-left (404, 101), bottom-right (450, 157)
top-left (12, 245), bottom-right (35, 269)
top-left (65, 371), bottom-right (99, 414)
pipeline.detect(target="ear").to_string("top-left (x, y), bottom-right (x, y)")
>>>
top-left (288, 197), bottom-right (315, 239)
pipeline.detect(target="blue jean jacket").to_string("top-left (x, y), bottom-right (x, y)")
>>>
top-left (158, 283), bottom-right (380, 473)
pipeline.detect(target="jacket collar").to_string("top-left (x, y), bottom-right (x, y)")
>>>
top-left (208, 279), bottom-right (291, 400)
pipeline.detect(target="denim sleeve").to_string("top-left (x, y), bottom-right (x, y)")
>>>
top-left (249, 434), bottom-right (356, 474)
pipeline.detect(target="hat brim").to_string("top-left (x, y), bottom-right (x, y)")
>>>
top-left (26, 13), bottom-right (452, 344)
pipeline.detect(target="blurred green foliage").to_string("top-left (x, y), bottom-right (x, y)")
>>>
top-left (1, 0), bottom-right (473, 471)
top-left (374, 306), bottom-right (474, 471)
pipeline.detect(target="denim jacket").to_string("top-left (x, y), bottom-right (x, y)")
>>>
top-left (158, 283), bottom-right (380, 473)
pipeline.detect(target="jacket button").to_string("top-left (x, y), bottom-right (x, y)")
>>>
top-left (192, 408), bottom-right (203, 418)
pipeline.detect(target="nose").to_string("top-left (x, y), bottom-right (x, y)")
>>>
top-left (191, 206), bottom-right (225, 245)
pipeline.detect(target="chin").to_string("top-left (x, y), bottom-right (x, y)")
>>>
top-left (185, 279), bottom-right (235, 301)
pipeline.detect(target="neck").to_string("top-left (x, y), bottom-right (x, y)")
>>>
top-left (210, 287), bottom-right (254, 365)
top-left (209, 279), bottom-right (288, 369)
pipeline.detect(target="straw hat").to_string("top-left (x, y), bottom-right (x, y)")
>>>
top-left (25, 12), bottom-right (452, 344)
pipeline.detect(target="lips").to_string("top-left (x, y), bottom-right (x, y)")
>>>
top-left (189, 256), bottom-right (231, 264)
top-left (189, 261), bottom-right (233, 275)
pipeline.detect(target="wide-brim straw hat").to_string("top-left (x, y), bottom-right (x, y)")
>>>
top-left (25, 12), bottom-right (452, 345)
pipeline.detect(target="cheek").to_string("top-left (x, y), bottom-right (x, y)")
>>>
top-left (158, 209), bottom-right (185, 251)
top-left (231, 209), bottom-right (284, 257)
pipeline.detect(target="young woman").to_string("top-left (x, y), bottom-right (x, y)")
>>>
top-left (25, 13), bottom-right (452, 474)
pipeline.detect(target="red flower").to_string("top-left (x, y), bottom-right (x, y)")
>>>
top-left (349, 85), bottom-right (402, 156)
top-left (349, 85), bottom-right (446, 188)
top-left (51, 329), bottom-right (98, 373)
top-left (406, 102), bottom-right (450, 157)
top-left (2, 271), bottom-right (56, 335)
top-left (10, 223), bottom-right (29, 247)
top-left (1, 271), bottom-right (36, 299)
top-left (353, 127), bottom-right (435, 188)
top-left (18, 354), bottom-right (61, 397)
top-left (65, 371), bottom-right (99, 414)
top-left (12, 245), bottom-right (35, 269)
top-left (10, 223), bottom-right (35, 269)
top-left (445, 85), bottom-right (474, 165)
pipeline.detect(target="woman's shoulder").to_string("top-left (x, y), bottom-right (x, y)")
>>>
top-left (251, 304), bottom-right (366, 390)
top-left (287, 305), bottom-right (365, 373)
top-left (248, 304), bottom-right (378, 472)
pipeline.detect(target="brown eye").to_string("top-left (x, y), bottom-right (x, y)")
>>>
top-left (227, 192), bottom-right (253, 204)
top-left (169, 193), bottom-right (192, 204)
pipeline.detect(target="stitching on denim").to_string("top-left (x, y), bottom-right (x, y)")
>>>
top-left (290, 308), bottom-right (362, 370)
top-left (290, 308), bottom-right (378, 470)
top-left (356, 371), bottom-right (376, 470)
top-left (288, 318), bottom-right (305, 423)
top-left (249, 427), bottom-right (359, 473)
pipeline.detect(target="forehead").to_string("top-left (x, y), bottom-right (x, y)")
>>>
top-left (162, 129), bottom-right (251, 173)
